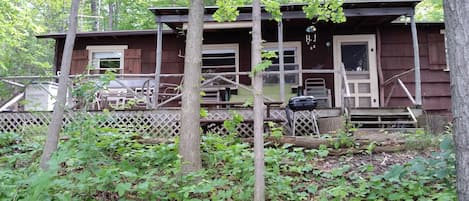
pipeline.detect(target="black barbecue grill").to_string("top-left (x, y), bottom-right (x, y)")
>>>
top-left (286, 96), bottom-right (320, 136)
top-left (288, 96), bottom-right (318, 111)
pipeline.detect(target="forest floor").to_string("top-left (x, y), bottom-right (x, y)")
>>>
top-left (314, 149), bottom-right (432, 174)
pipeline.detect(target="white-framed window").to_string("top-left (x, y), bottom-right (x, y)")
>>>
top-left (262, 41), bottom-right (303, 85)
top-left (86, 45), bottom-right (128, 74)
top-left (202, 44), bottom-right (239, 85)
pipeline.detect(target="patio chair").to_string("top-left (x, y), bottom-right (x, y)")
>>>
top-left (103, 88), bottom-right (129, 109)
top-left (201, 89), bottom-right (220, 103)
top-left (304, 78), bottom-right (332, 108)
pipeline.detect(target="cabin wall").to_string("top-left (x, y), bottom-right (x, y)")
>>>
top-left (55, 23), bottom-right (450, 114)
top-left (379, 25), bottom-right (450, 115)
top-left (55, 34), bottom-right (185, 84)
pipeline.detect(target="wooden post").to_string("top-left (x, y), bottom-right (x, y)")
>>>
top-left (278, 20), bottom-right (285, 103)
top-left (376, 27), bottom-right (385, 107)
top-left (153, 19), bottom-right (163, 108)
top-left (410, 13), bottom-right (422, 106)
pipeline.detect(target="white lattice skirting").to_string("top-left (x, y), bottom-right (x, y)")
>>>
top-left (0, 109), bottom-right (339, 138)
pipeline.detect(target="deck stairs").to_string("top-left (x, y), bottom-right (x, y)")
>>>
top-left (347, 107), bottom-right (420, 131)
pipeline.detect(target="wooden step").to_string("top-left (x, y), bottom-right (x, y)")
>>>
top-left (351, 112), bottom-right (411, 116)
top-left (347, 107), bottom-right (419, 129)
top-left (350, 116), bottom-right (413, 121)
top-left (354, 128), bottom-right (423, 134)
top-left (350, 121), bottom-right (417, 125)
top-left (349, 109), bottom-right (409, 116)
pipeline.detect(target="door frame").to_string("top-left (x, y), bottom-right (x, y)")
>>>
top-left (333, 34), bottom-right (379, 108)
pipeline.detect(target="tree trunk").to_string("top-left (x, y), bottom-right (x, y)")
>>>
top-left (179, 0), bottom-right (204, 174)
top-left (90, 0), bottom-right (98, 31)
top-left (114, 0), bottom-right (119, 29)
top-left (444, 1), bottom-right (469, 200)
top-left (108, 2), bottom-right (113, 30)
top-left (251, 0), bottom-right (265, 200)
top-left (39, 0), bottom-right (80, 170)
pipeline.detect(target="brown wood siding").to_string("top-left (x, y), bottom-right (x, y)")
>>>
top-left (380, 25), bottom-right (450, 114)
top-left (70, 50), bottom-right (88, 74)
top-left (57, 34), bottom-right (185, 84)
top-left (124, 49), bottom-right (141, 74)
top-left (427, 33), bottom-right (446, 67)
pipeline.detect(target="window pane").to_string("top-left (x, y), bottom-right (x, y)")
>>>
top-left (93, 52), bottom-right (122, 59)
top-left (266, 48), bottom-right (296, 65)
top-left (341, 43), bottom-right (369, 72)
top-left (100, 60), bottom-right (120, 69)
top-left (202, 59), bottom-right (236, 66)
top-left (201, 49), bottom-right (237, 85)
top-left (91, 51), bottom-right (122, 70)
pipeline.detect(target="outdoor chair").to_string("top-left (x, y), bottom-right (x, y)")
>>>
top-left (102, 88), bottom-right (129, 109)
top-left (201, 89), bottom-right (220, 103)
top-left (304, 78), bottom-right (332, 108)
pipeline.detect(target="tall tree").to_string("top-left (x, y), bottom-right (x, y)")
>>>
top-left (251, 0), bottom-right (265, 199)
top-left (179, 0), bottom-right (204, 174)
top-left (108, 1), bottom-right (114, 30)
top-left (443, 0), bottom-right (469, 200)
top-left (90, 0), bottom-right (99, 31)
top-left (39, 0), bottom-right (80, 170)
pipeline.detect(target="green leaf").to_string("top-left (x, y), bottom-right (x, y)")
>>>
top-left (251, 60), bottom-right (272, 77)
top-left (200, 108), bottom-right (209, 118)
top-left (306, 184), bottom-right (318, 194)
top-left (439, 136), bottom-right (453, 151)
top-left (115, 183), bottom-right (132, 197)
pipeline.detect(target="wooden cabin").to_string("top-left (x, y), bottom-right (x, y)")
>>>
top-left (38, 1), bottom-right (449, 114)
top-left (6, 0), bottom-right (447, 135)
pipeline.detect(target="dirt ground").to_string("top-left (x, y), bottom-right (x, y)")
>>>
top-left (313, 149), bottom-right (433, 174)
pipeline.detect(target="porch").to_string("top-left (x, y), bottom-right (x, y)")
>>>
top-left (0, 69), bottom-right (422, 136)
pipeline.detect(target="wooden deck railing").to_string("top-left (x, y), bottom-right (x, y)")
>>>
top-left (1, 71), bottom-right (301, 111)
top-left (340, 63), bottom-right (351, 115)
top-left (383, 68), bottom-right (416, 106)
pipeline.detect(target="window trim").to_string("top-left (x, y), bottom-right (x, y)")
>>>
top-left (440, 29), bottom-right (450, 71)
top-left (86, 45), bottom-right (128, 74)
top-left (202, 43), bottom-right (240, 84)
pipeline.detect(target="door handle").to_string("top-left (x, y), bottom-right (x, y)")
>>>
top-left (373, 98), bottom-right (376, 103)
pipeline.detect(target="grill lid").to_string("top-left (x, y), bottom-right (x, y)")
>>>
top-left (287, 96), bottom-right (318, 111)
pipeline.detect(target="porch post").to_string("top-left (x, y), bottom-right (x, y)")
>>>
top-left (277, 19), bottom-right (285, 102)
top-left (410, 12), bottom-right (422, 106)
top-left (153, 18), bottom-right (163, 108)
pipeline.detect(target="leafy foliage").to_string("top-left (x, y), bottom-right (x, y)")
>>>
top-left (251, 50), bottom-right (277, 76)
top-left (0, 114), bottom-right (457, 200)
top-left (302, 0), bottom-right (345, 23)
top-left (0, 0), bottom-right (54, 76)
top-left (416, 0), bottom-right (444, 22)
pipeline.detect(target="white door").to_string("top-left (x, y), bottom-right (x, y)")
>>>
top-left (333, 35), bottom-right (379, 108)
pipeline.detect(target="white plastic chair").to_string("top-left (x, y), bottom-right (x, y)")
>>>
top-left (304, 78), bottom-right (332, 108)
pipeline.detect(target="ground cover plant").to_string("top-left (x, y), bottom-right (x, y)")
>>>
top-left (0, 113), bottom-right (456, 200)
